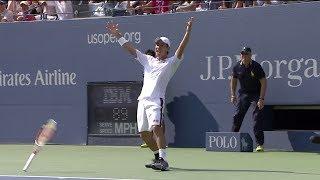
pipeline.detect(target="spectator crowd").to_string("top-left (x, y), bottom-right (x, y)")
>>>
top-left (0, 0), bottom-right (319, 23)
top-left (0, 0), bottom-right (74, 22)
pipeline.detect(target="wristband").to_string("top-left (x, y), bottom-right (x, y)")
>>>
top-left (118, 37), bottom-right (128, 46)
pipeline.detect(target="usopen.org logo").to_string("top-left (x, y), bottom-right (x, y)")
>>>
top-left (87, 32), bottom-right (141, 45)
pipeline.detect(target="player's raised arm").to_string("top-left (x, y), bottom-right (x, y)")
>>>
top-left (106, 22), bottom-right (137, 58)
top-left (175, 17), bottom-right (194, 60)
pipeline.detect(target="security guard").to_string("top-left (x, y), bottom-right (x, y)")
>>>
top-left (230, 47), bottom-right (267, 152)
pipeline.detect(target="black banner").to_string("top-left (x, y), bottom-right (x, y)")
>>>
top-left (87, 81), bottom-right (142, 136)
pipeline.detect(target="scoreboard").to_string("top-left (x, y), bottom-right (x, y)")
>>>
top-left (87, 81), bottom-right (142, 136)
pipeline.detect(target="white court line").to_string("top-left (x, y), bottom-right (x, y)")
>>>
top-left (0, 175), bottom-right (143, 180)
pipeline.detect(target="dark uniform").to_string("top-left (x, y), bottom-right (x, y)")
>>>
top-left (232, 59), bottom-right (266, 146)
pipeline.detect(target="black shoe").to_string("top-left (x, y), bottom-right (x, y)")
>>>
top-left (145, 158), bottom-right (159, 168)
top-left (151, 158), bottom-right (169, 171)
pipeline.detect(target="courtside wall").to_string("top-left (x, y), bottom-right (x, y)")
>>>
top-left (0, 2), bottom-right (319, 147)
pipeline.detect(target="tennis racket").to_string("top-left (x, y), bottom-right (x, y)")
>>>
top-left (22, 119), bottom-right (57, 172)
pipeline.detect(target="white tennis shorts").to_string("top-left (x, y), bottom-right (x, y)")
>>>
top-left (137, 98), bottom-right (164, 132)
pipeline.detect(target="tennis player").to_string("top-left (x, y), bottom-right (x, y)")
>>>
top-left (106, 17), bottom-right (194, 171)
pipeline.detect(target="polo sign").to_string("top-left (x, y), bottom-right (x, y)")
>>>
top-left (206, 132), bottom-right (253, 152)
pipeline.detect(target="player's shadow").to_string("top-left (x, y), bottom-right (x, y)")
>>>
top-left (167, 92), bottom-right (219, 147)
top-left (170, 167), bottom-right (320, 176)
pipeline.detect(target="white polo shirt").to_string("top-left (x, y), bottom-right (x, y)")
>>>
top-left (136, 49), bottom-right (182, 100)
top-left (45, 1), bottom-right (73, 20)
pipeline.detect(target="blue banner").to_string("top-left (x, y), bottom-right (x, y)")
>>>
top-left (0, 2), bottom-right (319, 146)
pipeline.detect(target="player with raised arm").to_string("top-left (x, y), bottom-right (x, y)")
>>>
top-left (106, 17), bottom-right (194, 171)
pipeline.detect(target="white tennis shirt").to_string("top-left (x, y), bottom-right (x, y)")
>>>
top-left (136, 50), bottom-right (182, 100)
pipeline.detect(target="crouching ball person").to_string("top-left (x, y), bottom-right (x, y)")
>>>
top-left (106, 17), bottom-right (194, 171)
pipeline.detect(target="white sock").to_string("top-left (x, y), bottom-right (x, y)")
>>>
top-left (159, 149), bottom-right (167, 161)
